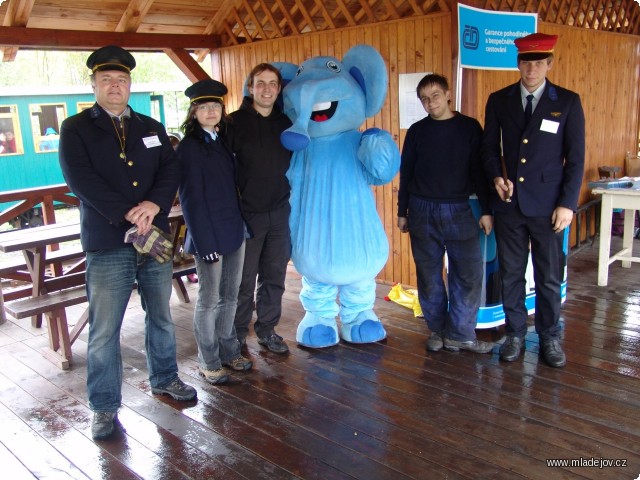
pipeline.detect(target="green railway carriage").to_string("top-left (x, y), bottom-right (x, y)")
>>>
top-left (0, 87), bottom-right (166, 226)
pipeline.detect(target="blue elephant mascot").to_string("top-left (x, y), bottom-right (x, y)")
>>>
top-left (280, 45), bottom-right (401, 348)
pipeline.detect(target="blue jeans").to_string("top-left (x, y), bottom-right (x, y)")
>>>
top-left (194, 242), bottom-right (245, 370)
top-left (85, 246), bottom-right (178, 413)
top-left (408, 197), bottom-right (483, 341)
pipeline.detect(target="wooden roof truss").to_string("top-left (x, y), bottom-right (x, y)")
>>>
top-left (482, 0), bottom-right (640, 35)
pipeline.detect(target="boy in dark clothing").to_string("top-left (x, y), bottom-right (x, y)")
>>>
top-left (398, 73), bottom-right (494, 354)
top-left (227, 63), bottom-right (293, 354)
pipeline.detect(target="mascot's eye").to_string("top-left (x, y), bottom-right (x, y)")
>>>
top-left (326, 61), bottom-right (341, 73)
top-left (296, 66), bottom-right (304, 76)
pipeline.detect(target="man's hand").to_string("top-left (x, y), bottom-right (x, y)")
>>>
top-left (479, 215), bottom-right (493, 235)
top-left (551, 206), bottom-right (573, 233)
top-left (493, 177), bottom-right (513, 202)
top-left (125, 200), bottom-right (161, 236)
top-left (397, 216), bottom-right (409, 233)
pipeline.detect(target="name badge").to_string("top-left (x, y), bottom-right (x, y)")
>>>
top-left (540, 119), bottom-right (559, 134)
top-left (143, 135), bottom-right (162, 148)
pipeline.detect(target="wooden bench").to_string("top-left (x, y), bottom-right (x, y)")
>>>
top-left (1, 246), bottom-right (85, 325)
top-left (0, 245), bottom-right (85, 281)
top-left (4, 285), bottom-right (88, 370)
top-left (172, 260), bottom-right (196, 303)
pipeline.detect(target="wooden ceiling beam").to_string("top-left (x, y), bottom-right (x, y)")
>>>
top-left (594, 0), bottom-right (608, 30)
top-left (231, 7), bottom-right (254, 41)
top-left (381, 0), bottom-right (400, 19)
top-left (627, 0), bottom-right (640, 34)
top-left (355, 0), bottom-right (376, 22)
top-left (241, 0), bottom-right (268, 39)
top-left (242, 0), bottom-right (269, 40)
top-left (315, 0), bottom-right (336, 30)
top-left (195, 3), bottom-right (236, 61)
top-left (574, 0), bottom-right (588, 27)
top-left (612, 0), bottom-right (627, 31)
top-left (115, 0), bottom-right (155, 33)
top-left (257, 0), bottom-right (283, 37)
top-left (406, 0), bottom-right (424, 15)
top-left (560, 0), bottom-right (572, 24)
top-left (2, 0), bottom-right (35, 62)
top-left (223, 22), bottom-right (240, 45)
top-left (313, 0), bottom-right (336, 29)
top-left (274, 0), bottom-right (300, 35)
top-left (335, 0), bottom-right (357, 26)
top-left (0, 26), bottom-right (219, 50)
top-left (293, 0), bottom-right (318, 32)
top-left (163, 47), bottom-right (211, 82)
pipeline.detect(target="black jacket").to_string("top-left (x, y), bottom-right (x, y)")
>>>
top-left (482, 81), bottom-right (585, 215)
top-left (177, 127), bottom-right (244, 257)
top-left (227, 96), bottom-right (292, 213)
top-left (59, 104), bottom-right (179, 251)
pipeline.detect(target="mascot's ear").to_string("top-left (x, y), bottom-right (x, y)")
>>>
top-left (242, 62), bottom-right (298, 111)
top-left (343, 45), bottom-right (388, 118)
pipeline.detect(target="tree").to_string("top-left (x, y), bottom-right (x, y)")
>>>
top-left (0, 49), bottom-right (212, 131)
top-left (0, 49), bottom-right (202, 87)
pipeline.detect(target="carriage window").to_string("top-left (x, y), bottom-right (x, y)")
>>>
top-left (0, 105), bottom-right (23, 155)
top-left (30, 103), bottom-right (67, 153)
top-left (77, 101), bottom-right (94, 112)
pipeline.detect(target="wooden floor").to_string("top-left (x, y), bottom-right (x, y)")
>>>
top-left (1, 236), bottom-right (639, 480)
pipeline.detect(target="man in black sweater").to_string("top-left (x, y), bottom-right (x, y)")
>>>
top-left (228, 63), bottom-right (293, 354)
top-left (398, 73), bottom-right (493, 354)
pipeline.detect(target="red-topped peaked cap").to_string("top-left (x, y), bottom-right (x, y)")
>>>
top-left (514, 33), bottom-right (558, 61)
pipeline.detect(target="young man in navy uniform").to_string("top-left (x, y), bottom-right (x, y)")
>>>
top-left (59, 46), bottom-right (196, 439)
top-left (481, 33), bottom-right (585, 368)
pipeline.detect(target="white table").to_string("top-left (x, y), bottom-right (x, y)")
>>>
top-left (592, 187), bottom-right (640, 286)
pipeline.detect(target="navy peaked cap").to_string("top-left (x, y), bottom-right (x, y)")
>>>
top-left (185, 79), bottom-right (228, 103)
top-left (87, 45), bottom-right (136, 73)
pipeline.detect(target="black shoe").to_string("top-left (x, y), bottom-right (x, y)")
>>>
top-left (258, 333), bottom-right (289, 354)
top-left (92, 411), bottom-right (116, 440)
top-left (540, 339), bottom-right (566, 368)
top-left (499, 336), bottom-right (524, 362)
top-left (151, 377), bottom-right (197, 401)
top-left (444, 338), bottom-right (494, 354)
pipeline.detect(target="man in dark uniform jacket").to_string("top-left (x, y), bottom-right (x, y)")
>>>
top-left (481, 33), bottom-right (585, 368)
top-left (59, 46), bottom-right (196, 440)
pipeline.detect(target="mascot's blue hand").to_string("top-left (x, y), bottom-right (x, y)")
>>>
top-left (361, 127), bottom-right (382, 137)
top-left (357, 129), bottom-right (401, 185)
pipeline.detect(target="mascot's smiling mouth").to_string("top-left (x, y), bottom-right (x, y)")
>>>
top-left (311, 101), bottom-right (338, 122)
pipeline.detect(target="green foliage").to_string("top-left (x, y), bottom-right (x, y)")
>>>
top-left (0, 50), bottom-right (212, 131)
top-left (0, 50), bottom-right (203, 87)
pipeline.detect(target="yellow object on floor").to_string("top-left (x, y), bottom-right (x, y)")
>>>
top-left (386, 283), bottom-right (423, 317)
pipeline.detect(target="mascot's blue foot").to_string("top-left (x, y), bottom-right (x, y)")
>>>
top-left (296, 313), bottom-right (339, 348)
top-left (340, 310), bottom-right (387, 343)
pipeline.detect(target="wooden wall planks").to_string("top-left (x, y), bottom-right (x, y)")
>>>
top-left (215, 13), bottom-right (640, 286)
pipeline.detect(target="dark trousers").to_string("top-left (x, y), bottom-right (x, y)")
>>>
top-left (234, 203), bottom-right (291, 339)
top-left (494, 210), bottom-right (564, 341)
top-left (408, 197), bottom-right (483, 341)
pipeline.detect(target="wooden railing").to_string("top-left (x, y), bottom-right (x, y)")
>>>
top-left (571, 197), bottom-right (601, 254)
top-left (0, 184), bottom-right (79, 228)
